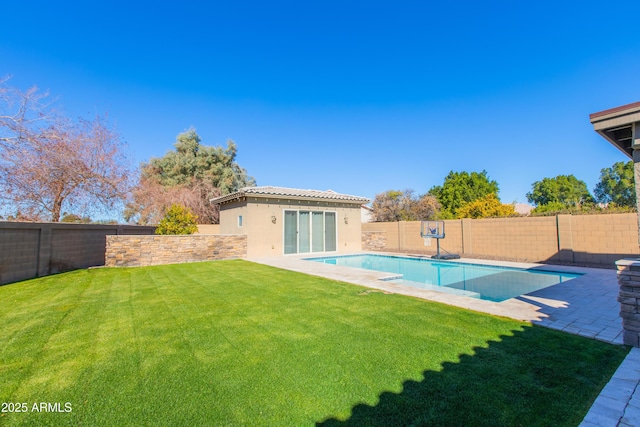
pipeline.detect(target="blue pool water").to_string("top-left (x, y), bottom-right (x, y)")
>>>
top-left (306, 254), bottom-right (581, 302)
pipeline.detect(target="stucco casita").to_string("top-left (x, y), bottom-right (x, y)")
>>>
top-left (211, 186), bottom-right (370, 258)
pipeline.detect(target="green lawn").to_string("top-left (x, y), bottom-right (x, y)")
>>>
top-left (0, 260), bottom-right (629, 426)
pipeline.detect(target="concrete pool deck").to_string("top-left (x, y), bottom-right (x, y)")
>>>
top-left (251, 252), bottom-right (638, 427)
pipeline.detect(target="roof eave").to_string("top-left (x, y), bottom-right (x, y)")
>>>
top-left (589, 101), bottom-right (640, 122)
top-left (211, 192), bottom-right (369, 206)
top-left (594, 129), bottom-right (633, 159)
top-left (590, 101), bottom-right (640, 160)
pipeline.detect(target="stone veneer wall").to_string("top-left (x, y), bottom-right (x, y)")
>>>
top-left (362, 231), bottom-right (386, 252)
top-left (105, 235), bottom-right (247, 267)
top-left (616, 258), bottom-right (640, 347)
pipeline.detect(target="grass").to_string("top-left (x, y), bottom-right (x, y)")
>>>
top-left (0, 260), bottom-right (629, 426)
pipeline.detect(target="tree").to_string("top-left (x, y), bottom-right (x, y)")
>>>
top-left (0, 79), bottom-right (132, 221)
top-left (456, 193), bottom-right (516, 219)
top-left (429, 170), bottom-right (499, 218)
top-left (0, 76), bottom-right (54, 148)
top-left (371, 189), bottom-right (440, 221)
top-left (125, 175), bottom-right (222, 226)
top-left (145, 129), bottom-right (253, 193)
top-left (372, 190), bottom-right (403, 222)
top-left (60, 213), bottom-right (92, 223)
top-left (594, 161), bottom-right (636, 208)
top-left (155, 204), bottom-right (198, 235)
top-left (529, 201), bottom-right (569, 216)
top-left (126, 129), bottom-right (255, 225)
top-left (413, 193), bottom-right (441, 221)
top-left (526, 175), bottom-right (593, 208)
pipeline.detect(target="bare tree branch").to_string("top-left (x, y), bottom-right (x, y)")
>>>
top-left (0, 79), bottom-right (132, 221)
top-left (124, 176), bottom-right (221, 225)
top-left (0, 76), bottom-right (56, 149)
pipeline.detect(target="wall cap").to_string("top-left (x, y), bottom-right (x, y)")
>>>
top-left (616, 258), bottom-right (640, 266)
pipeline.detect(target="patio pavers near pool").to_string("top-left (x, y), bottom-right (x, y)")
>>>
top-left (251, 252), bottom-right (634, 427)
top-left (580, 347), bottom-right (640, 427)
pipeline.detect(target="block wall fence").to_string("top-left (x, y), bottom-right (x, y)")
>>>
top-left (0, 222), bottom-right (155, 286)
top-left (3, 213), bottom-right (638, 285)
top-left (362, 213), bottom-right (640, 268)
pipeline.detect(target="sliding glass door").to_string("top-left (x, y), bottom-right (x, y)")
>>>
top-left (311, 212), bottom-right (324, 252)
top-left (284, 211), bottom-right (298, 254)
top-left (284, 210), bottom-right (337, 254)
top-left (324, 212), bottom-right (336, 252)
top-left (299, 211), bottom-right (310, 253)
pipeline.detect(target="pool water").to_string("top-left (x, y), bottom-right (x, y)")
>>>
top-left (306, 254), bottom-right (581, 302)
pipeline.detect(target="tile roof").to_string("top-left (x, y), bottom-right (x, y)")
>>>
top-left (211, 186), bottom-right (370, 205)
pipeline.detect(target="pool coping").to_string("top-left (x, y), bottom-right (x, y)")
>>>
top-left (303, 252), bottom-right (584, 302)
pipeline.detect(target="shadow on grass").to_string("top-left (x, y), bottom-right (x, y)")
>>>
top-left (316, 325), bottom-right (629, 427)
top-left (0, 268), bottom-right (86, 288)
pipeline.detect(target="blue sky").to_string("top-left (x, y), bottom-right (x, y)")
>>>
top-left (2, 1), bottom-right (639, 208)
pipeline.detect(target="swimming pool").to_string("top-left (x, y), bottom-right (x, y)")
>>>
top-left (305, 254), bottom-right (581, 302)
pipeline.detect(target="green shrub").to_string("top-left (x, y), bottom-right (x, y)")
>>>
top-left (456, 193), bottom-right (517, 219)
top-left (155, 204), bottom-right (198, 235)
top-left (530, 202), bottom-right (637, 216)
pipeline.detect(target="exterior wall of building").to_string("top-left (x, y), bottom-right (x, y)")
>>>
top-left (219, 197), bottom-right (364, 257)
top-left (362, 213), bottom-right (640, 268)
top-left (361, 206), bottom-right (373, 223)
top-left (219, 200), bottom-right (249, 235)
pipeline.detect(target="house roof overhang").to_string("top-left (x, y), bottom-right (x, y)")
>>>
top-left (210, 186), bottom-right (370, 206)
top-left (589, 101), bottom-right (640, 159)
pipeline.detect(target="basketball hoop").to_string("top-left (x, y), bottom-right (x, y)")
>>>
top-left (419, 220), bottom-right (460, 260)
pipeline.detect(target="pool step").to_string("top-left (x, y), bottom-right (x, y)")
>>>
top-left (387, 278), bottom-right (482, 299)
top-left (379, 274), bottom-right (403, 282)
